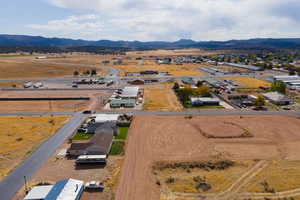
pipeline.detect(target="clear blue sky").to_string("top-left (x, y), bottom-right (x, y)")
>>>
top-left (1, 0), bottom-right (300, 41)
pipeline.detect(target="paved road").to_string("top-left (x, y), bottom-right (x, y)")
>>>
top-left (0, 88), bottom-right (120, 91)
top-left (0, 110), bottom-right (299, 117)
top-left (0, 113), bottom-right (86, 200)
top-left (98, 110), bottom-right (300, 116)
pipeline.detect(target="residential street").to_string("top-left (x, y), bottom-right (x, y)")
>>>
top-left (0, 113), bottom-right (86, 200)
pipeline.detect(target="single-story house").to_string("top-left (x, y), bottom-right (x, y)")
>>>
top-left (262, 92), bottom-right (291, 105)
top-left (24, 179), bottom-right (84, 200)
top-left (67, 132), bottom-right (113, 157)
top-left (190, 97), bottom-right (220, 106)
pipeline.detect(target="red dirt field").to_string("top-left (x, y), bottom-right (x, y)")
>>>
top-left (116, 115), bottom-right (300, 200)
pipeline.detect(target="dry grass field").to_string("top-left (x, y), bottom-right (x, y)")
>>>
top-left (225, 77), bottom-right (271, 88)
top-left (116, 115), bottom-right (300, 200)
top-left (0, 115), bottom-right (70, 180)
top-left (243, 160), bottom-right (300, 193)
top-left (0, 82), bottom-right (23, 88)
top-left (155, 160), bottom-right (256, 194)
top-left (144, 84), bottom-right (182, 111)
top-left (0, 56), bottom-right (101, 78)
top-left (113, 60), bottom-right (205, 76)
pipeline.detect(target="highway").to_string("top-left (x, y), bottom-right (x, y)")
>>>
top-left (0, 113), bottom-right (86, 200)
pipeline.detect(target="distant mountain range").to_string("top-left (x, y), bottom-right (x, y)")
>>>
top-left (1, 34), bottom-right (300, 49)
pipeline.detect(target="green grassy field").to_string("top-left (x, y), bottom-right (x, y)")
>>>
top-left (72, 133), bottom-right (94, 140)
top-left (110, 141), bottom-right (125, 155)
top-left (115, 127), bottom-right (129, 140)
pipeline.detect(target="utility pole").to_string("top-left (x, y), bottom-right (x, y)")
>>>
top-left (24, 176), bottom-right (28, 194)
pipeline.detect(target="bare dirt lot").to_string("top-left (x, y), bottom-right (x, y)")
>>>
top-left (0, 115), bottom-right (70, 181)
top-left (144, 84), bottom-right (182, 111)
top-left (0, 90), bottom-right (113, 112)
top-left (116, 115), bottom-right (300, 200)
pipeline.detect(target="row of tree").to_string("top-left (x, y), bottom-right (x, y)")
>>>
top-left (73, 69), bottom-right (97, 76)
top-left (173, 82), bottom-right (211, 106)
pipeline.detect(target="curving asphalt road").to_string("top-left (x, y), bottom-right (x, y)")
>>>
top-left (0, 113), bottom-right (86, 200)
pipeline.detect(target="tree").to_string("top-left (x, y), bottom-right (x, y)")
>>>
top-left (270, 80), bottom-right (286, 94)
top-left (91, 69), bottom-right (97, 76)
top-left (196, 81), bottom-right (203, 87)
top-left (84, 70), bottom-right (90, 76)
top-left (194, 85), bottom-right (210, 97)
top-left (173, 82), bottom-right (180, 91)
top-left (176, 88), bottom-right (194, 104)
top-left (289, 70), bottom-right (296, 76)
top-left (255, 95), bottom-right (266, 107)
top-left (73, 71), bottom-right (79, 76)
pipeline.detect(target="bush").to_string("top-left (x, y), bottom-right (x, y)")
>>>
top-left (166, 177), bottom-right (175, 184)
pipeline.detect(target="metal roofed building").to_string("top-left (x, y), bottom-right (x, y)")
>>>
top-left (24, 179), bottom-right (84, 200)
top-left (262, 92), bottom-right (291, 105)
top-left (120, 87), bottom-right (140, 99)
top-left (91, 114), bottom-right (120, 123)
top-left (224, 62), bottom-right (263, 71)
top-left (24, 185), bottom-right (53, 200)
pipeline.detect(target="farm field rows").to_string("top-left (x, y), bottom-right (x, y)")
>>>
top-left (0, 115), bottom-right (70, 181)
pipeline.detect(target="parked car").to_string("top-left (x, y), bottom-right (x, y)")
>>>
top-left (84, 181), bottom-right (104, 190)
top-left (77, 128), bottom-right (88, 133)
top-left (82, 110), bottom-right (92, 114)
